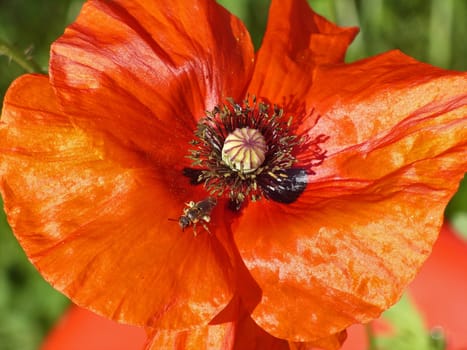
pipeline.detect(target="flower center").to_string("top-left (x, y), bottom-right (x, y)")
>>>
top-left (221, 127), bottom-right (267, 174)
top-left (183, 97), bottom-right (327, 210)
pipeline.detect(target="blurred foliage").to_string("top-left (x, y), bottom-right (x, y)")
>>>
top-left (446, 176), bottom-right (467, 241)
top-left (0, 0), bottom-right (466, 349)
top-left (0, 0), bottom-right (84, 101)
top-left (0, 199), bottom-right (69, 350)
top-left (372, 294), bottom-right (446, 350)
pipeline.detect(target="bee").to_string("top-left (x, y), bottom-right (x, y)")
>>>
top-left (178, 197), bottom-right (217, 235)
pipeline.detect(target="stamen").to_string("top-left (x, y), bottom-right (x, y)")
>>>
top-left (221, 127), bottom-right (267, 174)
top-left (184, 97), bottom-right (328, 209)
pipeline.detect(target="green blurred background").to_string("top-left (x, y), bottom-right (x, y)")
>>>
top-left (0, 0), bottom-right (466, 349)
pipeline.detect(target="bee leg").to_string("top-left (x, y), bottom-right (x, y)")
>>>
top-left (192, 223), bottom-right (198, 237)
top-left (201, 222), bottom-right (211, 235)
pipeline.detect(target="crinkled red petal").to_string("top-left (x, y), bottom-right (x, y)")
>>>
top-left (302, 50), bottom-right (467, 154)
top-left (50, 0), bottom-right (254, 166)
top-left (234, 54), bottom-right (467, 340)
top-left (0, 75), bottom-right (236, 329)
top-left (248, 0), bottom-right (358, 110)
top-left (145, 307), bottom-right (346, 350)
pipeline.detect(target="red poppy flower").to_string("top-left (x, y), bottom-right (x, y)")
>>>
top-left (1, 0), bottom-right (467, 349)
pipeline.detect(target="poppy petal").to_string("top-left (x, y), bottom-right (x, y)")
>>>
top-left (248, 0), bottom-right (358, 106)
top-left (145, 311), bottom-right (345, 350)
top-left (50, 0), bottom-right (254, 163)
top-left (0, 75), bottom-right (236, 329)
top-left (303, 50), bottom-right (467, 155)
top-left (234, 57), bottom-right (467, 340)
top-left (145, 322), bottom-right (290, 350)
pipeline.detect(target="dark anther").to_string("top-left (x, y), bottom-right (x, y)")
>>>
top-left (227, 198), bottom-right (244, 212)
top-left (258, 168), bottom-right (308, 204)
top-left (183, 167), bottom-right (204, 185)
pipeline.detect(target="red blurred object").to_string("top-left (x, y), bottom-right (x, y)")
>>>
top-left (42, 223), bottom-right (467, 350)
top-left (409, 223), bottom-right (467, 349)
top-left (41, 307), bottom-right (146, 350)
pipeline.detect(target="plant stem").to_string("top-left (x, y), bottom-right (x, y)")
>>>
top-left (0, 38), bottom-right (43, 73)
top-left (366, 323), bottom-right (378, 350)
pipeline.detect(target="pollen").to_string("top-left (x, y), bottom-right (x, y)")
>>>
top-left (221, 127), bottom-right (267, 173)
